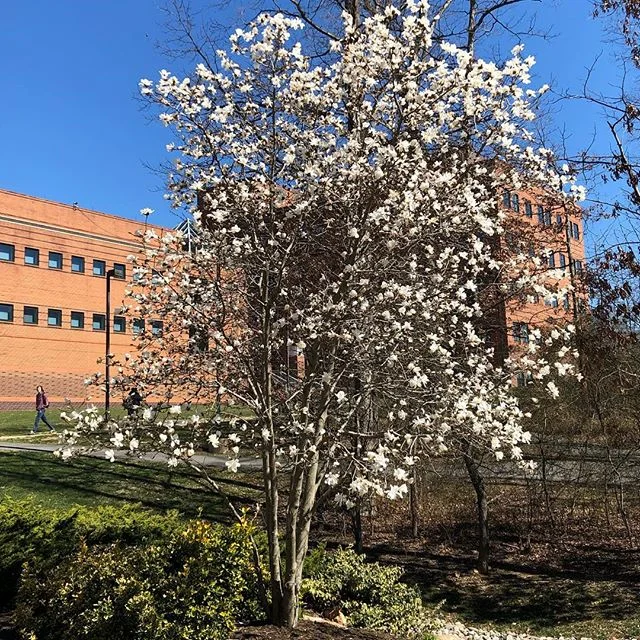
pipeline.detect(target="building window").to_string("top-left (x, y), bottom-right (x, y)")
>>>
top-left (48, 252), bottom-right (63, 270)
top-left (537, 205), bottom-right (544, 225)
top-left (151, 320), bottom-right (163, 336)
top-left (23, 306), bottom-right (38, 325)
top-left (511, 193), bottom-right (520, 212)
top-left (47, 309), bottom-right (62, 327)
top-left (0, 303), bottom-right (14, 322)
top-left (189, 325), bottom-right (209, 353)
top-left (93, 259), bottom-right (106, 276)
top-left (0, 243), bottom-right (15, 262)
top-left (556, 214), bottom-right (564, 229)
top-left (548, 252), bottom-right (556, 268)
top-left (71, 311), bottom-right (85, 329)
top-left (113, 263), bottom-right (126, 279)
top-left (71, 256), bottom-right (85, 273)
top-left (24, 247), bottom-right (39, 266)
top-left (113, 315), bottom-right (126, 333)
top-left (516, 372), bottom-right (533, 387)
top-left (563, 294), bottom-right (570, 310)
top-left (574, 260), bottom-right (583, 274)
top-left (543, 211), bottom-right (552, 226)
top-left (570, 222), bottom-right (580, 240)
top-left (502, 190), bottom-right (511, 207)
top-left (551, 296), bottom-right (559, 308)
top-left (92, 313), bottom-right (106, 331)
top-left (524, 201), bottom-right (533, 218)
top-left (133, 318), bottom-right (145, 335)
top-left (559, 253), bottom-right (567, 268)
top-left (513, 322), bottom-right (529, 344)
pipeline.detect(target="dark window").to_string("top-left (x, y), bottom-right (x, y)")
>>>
top-left (516, 372), bottom-right (533, 387)
top-left (48, 252), bottom-right (63, 269)
top-left (556, 214), bottom-right (563, 229)
top-left (151, 320), bottom-right (163, 336)
top-left (551, 296), bottom-right (559, 308)
top-left (537, 205), bottom-right (544, 225)
top-left (189, 325), bottom-right (209, 353)
top-left (563, 294), bottom-right (570, 310)
top-left (24, 247), bottom-right (39, 266)
top-left (574, 260), bottom-right (583, 273)
top-left (133, 318), bottom-right (145, 335)
top-left (513, 322), bottom-right (529, 344)
top-left (559, 253), bottom-right (567, 268)
top-left (71, 311), bottom-right (85, 329)
top-left (71, 256), bottom-right (85, 273)
top-left (23, 306), bottom-right (38, 325)
top-left (47, 309), bottom-right (62, 327)
top-left (113, 316), bottom-right (126, 333)
top-left (524, 201), bottom-right (533, 218)
top-left (113, 263), bottom-right (126, 279)
top-left (572, 222), bottom-right (580, 240)
top-left (93, 259), bottom-right (106, 276)
top-left (92, 314), bottom-right (105, 331)
top-left (502, 190), bottom-right (511, 207)
top-left (0, 243), bottom-right (15, 262)
top-left (548, 252), bottom-right (556, 268)
top-left (543, 211), bottom-right (552, 226)
top-left (511, 193), bottom-right (520, 212)
top-left (0, 303), bottom-right (14, 322)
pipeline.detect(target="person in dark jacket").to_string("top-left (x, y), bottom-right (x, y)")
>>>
top-left (123, 387), bottom-right (143, 416)
top-left (33, 385), bottom-right (55, 433)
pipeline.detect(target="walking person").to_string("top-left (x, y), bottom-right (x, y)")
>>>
top-left (33, 385), bottom-right (55, 433)
top-left (123, 387), bottom-right (143, 416)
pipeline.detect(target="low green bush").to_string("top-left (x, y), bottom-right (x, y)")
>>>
top-left (302, 546), bottom-right (437, 639)
top-left (0, 497), bottom-right (183, 604)
top-left (16, 519), bottom-right (265, 640)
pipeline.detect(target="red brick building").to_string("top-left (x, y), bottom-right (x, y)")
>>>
top-left (0, 189), bottom-right (166, 409)
top-left (0, 185), bottom-right (585, 408)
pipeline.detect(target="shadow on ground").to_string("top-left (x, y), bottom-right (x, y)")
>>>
top-left (368, 533), bottom-right (640, 638)
top-left (0, 450), bottom-right (262, 521)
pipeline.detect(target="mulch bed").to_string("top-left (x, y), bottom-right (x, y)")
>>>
top-left (232, 620), bottom-right (397, 639)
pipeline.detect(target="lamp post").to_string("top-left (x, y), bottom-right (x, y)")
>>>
top-left (105, 268), bottom-right (116, 416)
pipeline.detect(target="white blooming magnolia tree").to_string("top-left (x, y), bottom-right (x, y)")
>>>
top-left (62, 1), bottom-right (582, 627)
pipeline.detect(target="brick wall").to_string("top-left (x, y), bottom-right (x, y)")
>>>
top-left (0, 189), bottom-right (166, 409)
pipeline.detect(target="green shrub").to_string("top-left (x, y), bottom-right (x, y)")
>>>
top-left (302, 547), bottom-right (437, 639)
top-left (0, 497), bottom-right (183, 604)
top-left (16, 519), bottom-right (265, 640)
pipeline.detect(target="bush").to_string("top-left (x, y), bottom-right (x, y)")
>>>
top-left (302, 546), bottom-right (437, 639)
top-left (0, 497), bottom-right (183, 604)
top-left (16, 519), bottom-right (265, 640)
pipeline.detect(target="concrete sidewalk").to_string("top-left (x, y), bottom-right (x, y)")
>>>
top-left (0, 441), bottom-right (262, 470)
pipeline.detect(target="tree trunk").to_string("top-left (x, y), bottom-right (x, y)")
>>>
top-left (410, 468), bottom-right (419, 539)
top-left (463, 450), bottom-right (490, 574)
top-left (352, 504), bottom-right (364, 553)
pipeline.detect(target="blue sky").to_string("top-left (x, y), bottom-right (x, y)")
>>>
top-left (0, 1), bottom-right (624, 233)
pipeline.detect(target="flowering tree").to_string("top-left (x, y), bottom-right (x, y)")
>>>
top-left (62, 1), bottom-right (581, 627)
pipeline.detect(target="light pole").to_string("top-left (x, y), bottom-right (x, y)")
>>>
top-left (105, 268), bottom-right (116, 416)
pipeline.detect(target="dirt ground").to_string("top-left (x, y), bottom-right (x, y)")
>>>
top-left (232, 620), bottom-right (397, 640)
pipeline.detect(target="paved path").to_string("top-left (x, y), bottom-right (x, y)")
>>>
top-left (0, 440), bottom-right (262, 470)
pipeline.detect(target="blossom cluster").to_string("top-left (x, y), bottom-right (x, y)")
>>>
top-left (61, 1), bottom-right (581, 506)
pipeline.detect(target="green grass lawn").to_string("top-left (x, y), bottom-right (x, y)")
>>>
top-left (0, 406), bottom-right (255, 440)
top-left (0, 449), bottom-right (262, 519)
top-left (0, 410), bottom-right (66, 438)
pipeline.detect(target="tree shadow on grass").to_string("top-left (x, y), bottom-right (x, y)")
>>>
top-left (369, 540), bottom-right (640, 636)
top-left (0, 451), bottom-right (262, 522)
